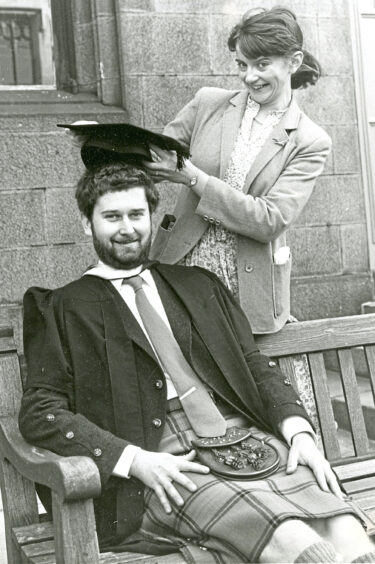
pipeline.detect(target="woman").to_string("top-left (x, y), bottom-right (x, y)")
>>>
top-left (148, 6), bottom-right (330, 336)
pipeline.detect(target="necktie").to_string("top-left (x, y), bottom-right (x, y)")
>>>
top-left (123, 275), bottom-right (227, 437)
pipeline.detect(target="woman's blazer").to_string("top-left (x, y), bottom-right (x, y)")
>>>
top-left (151, 87), bottom-right (331, 334)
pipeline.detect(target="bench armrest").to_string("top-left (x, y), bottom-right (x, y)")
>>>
top-left (0, 415), bottom-right (101, 501)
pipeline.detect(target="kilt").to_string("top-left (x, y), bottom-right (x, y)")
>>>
top-left (138, 400), bottom-right (364, 563)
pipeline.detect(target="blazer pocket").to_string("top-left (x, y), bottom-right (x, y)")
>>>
top-left (150, 215), bottom-right (176, 260)
top-left (271, 257), bottom-right (292, 318)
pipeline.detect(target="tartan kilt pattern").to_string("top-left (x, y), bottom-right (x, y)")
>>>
top-left (139, 402), bottom-right (363, 563)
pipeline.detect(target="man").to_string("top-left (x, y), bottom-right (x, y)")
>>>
top-left (19, 160), bottom-right (375, 563)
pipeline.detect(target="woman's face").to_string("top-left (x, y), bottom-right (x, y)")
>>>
top-left (235, 45), bottom-right (301, 111)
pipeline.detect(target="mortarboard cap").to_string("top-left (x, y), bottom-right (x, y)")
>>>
top-left (58, 122), bottom-right (190, 170)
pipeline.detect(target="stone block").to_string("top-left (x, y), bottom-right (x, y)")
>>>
top-left (119, 0), bottom-right (153, 12)
top-left (0, 190), bottom-right (46, 248)
top-left (341, 223), bottom-right (370, 273)
top-left (95, 0), bottom-right (115, 16)
top-left (291, 273), bottom-right (374, 321)
top-left (0, 132), bottom-right (84, 189)
top-left (209, 15), bottom-right (242, 76)
top-left (46, 188), bottom-right (87, 244)
top-left (297, 174), bottom-right (365, 225)
top-left (0, 305), bottom-right (23, 353)
top-left (73, 22), bottom-right (97, 93)
top-left (151, 0), bottom-right (318, 16)
top-left (296, 76), bottom-right (356, 126)
top-left (318, 0), bottom-right (350, 17)
top-left (0, 109), bottom-right (127, 132)
top-left (317, 17), bottom-right (353, 76)
top-left (93, 14), bottom-right (122, 105)
top-left (120, 14), bottom-right (211, 74)
top-left (331, 125), bottom-right (360, 174)
top-left (319, 124), bottom-right (334, 175)
top-left (48, 243), bottom-right (97, 287)
top-left (288, 225), bottom-right (342, 276)
top-left (299, 17), bottom-right (319, 55)
top-left (0, 247), bottom-right (52, 304)
top-left (121, 76), bottom-right (144, 125)
top-left (143, 75), bottom-right (239, 128)
top-left (72, 0), bottom-right (93, 25)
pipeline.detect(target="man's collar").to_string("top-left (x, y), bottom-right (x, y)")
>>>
top-left (84, 260), bottom-right (143, 280)
top-left (84, 261), bottom-right (156, 289)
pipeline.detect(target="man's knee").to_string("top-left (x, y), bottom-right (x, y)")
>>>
top-left (259, 519), bottom-right (322, 563)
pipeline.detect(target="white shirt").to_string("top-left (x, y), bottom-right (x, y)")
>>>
top-left (85, 261), bottom-right (314, 478)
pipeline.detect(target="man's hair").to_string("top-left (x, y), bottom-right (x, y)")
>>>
top-left (75, 162), bottom-right (159, 220)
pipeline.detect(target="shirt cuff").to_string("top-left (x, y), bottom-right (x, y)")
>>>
top-left (112, 444), bottom-right (141, 478)
top-left (279, 416), bottom-right (316, 446)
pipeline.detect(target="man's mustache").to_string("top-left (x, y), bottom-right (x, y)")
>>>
top-left (112, 235), bottom-right (140, 244)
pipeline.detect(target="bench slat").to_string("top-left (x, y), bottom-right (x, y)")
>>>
top-left (256, 314), bottom-right (375, 357)
top-left (338, 349), bottom-right (369, 456)
top-left (307, 352), bottom-right (341, 460)
top-left (364, 345), bottom-right (375, 398)
top-left (28, 551), bottom-right (186, 564)
top-left (13, 521), bottom-right (54, 546)
top-left (334, 459), bottom-right (375, 482)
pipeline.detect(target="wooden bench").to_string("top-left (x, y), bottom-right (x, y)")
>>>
top-left (1, 314), bottom-right (375, 563)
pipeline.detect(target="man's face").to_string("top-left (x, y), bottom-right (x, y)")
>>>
top-left (82, 187), bottom-right (152, 269)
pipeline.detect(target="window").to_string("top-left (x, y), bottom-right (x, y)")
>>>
top-left (0, 0), bottom-right (55, 88)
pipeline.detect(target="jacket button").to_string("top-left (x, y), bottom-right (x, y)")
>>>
top-left (245, 264), bottom-right (254, 273)
top-left (268, 361), bottom-right (277, 367)
top-left (155, 379), bottom-right (163, 389)
top-left (152, 418), bottom-right (162, 428)
top-left (65, 431), bottom-right (74, 439)
top-left (93, 448), bottom-right (102, 457)
top-left (203, 215), bottom-right (208, 221)
top-left (283, 379), bottom-right (291, 386)
top-left (209, 217), bottom-right (215, 223)
top-left (46, 413), bottom-right (55, 422)
top-left (215, 219), bottom-right (220, 225)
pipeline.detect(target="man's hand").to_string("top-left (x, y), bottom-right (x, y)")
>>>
top-left (286, 432), bottom-right (343, 499)
top-left (129, 449), bottom-right (210, 513)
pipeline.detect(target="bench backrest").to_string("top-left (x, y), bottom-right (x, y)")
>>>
top-left (256, 314), bottom-right (375, 468)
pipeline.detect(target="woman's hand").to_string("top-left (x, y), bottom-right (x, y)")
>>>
top-left (286, 432), bottom-right (343, 499)
top-left (129, 449), bottom-right (210, 513)
top-left (143, 145), bottom-right (197, 185)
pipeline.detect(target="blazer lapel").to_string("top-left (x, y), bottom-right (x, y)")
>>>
top-left (243, 96), bottom-right (302, 193)
top-left (219, 90), bottom-right (248, 178)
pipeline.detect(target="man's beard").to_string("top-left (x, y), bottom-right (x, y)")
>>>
top-left (91, 229), bottom-right (152, 270)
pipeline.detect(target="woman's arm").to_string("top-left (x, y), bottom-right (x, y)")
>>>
top-left (146, 131), bottom-right (331, 243)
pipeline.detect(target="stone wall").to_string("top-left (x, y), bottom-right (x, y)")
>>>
top-left (117, 0), bottom-right (374, 321)
top-left (0, 1), bottom-right (127, 352)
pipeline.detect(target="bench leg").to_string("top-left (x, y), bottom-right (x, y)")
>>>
top-left (0, 457), bottom-right (39, 564)
top-left (52, 491), bottom-right (100, 564)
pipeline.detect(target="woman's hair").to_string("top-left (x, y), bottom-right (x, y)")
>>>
top-left (227, 6), bottom-right (321, 89)
top-left (76, 162), bottom-right (159, 220)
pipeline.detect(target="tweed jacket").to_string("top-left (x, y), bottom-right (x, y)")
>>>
top-left (151, 87), bottom-right (332, 333)
top-left (19, 263), bottom-right (309, 546)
